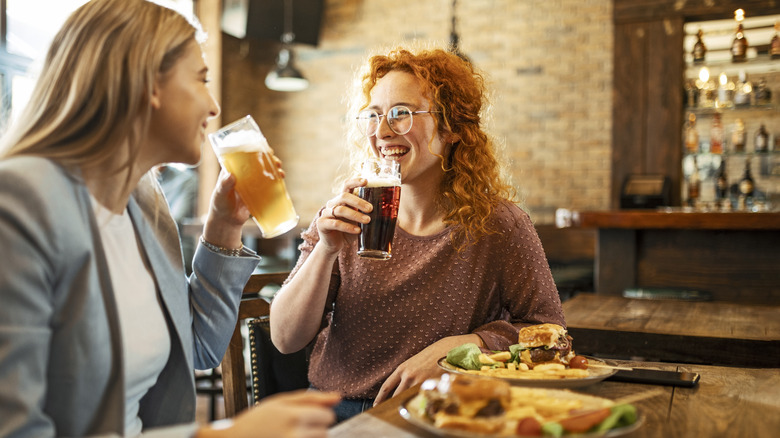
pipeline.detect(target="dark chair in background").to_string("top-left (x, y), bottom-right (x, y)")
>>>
top-left (220, 272), bottom-right (310, 417)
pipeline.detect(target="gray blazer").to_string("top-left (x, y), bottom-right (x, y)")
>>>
top-left (0, 157), bottom-right (260, 437)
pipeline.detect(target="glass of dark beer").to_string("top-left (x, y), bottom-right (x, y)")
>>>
top-left (357, 158), bottom-right (401, 260)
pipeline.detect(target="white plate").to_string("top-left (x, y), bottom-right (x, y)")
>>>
top-left (437, 356), bottom-right (618, 389)
top-left (398, 392), bottom-right (644, 438)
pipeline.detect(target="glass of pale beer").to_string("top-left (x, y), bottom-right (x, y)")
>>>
top-left (208, 115), bottom-right (298, 238)
top-left (357, 157), bottom-right (401, 260)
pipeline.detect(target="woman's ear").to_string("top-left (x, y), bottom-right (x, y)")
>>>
top-left (444, 131), bottom-right (461, 145)
top-left (150, 82), bottom-right (162, 110)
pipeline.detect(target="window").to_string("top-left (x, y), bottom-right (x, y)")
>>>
top-left (0, 0), bottom-right (90, 134)
top-left (0, 0), bottom-right (195, 135)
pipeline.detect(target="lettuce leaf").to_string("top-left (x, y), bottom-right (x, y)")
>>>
top-left (508, 343), bottom-right (527, 362)
top-left (445, 343), bottom-right (483, 370)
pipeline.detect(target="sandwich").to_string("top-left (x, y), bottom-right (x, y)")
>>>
top-left (410, 373), bottom-right (639, 436)
top-left (515, 323), bottom-right (574, 367)
top-left (418, 373), bottom-right (511, 434)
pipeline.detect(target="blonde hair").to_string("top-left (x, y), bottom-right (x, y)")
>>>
top-left (344, 46), bottom-right (516, 249)
top-left (0, 0), bottom-right (203, 188)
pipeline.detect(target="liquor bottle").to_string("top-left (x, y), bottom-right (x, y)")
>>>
top-left (754, 78), bottom-right (772, 106)
top-left (716, 73), bottom-right (734, 109)
top-left (715, 159), bottom-right (728, 201)
top-left (737, 157), bottom-right (755, 211)
top-left (733, 71), bottom-right (752, 107)
top-left (688, 156), bottom-right (701, 207)
top-left (692, 29), bottom-right (707, 64)
top-left (710, 113), bottom-right (724, 154)
top-left (731, 20), bottom-right (748, 63)
top-left (684, 113), bottom-right (699, 153)
top-left (772, 22), bottom-right (780, 60)
top-left (755, 124), bottom-right (769, 153)
top-left (731, 118), bottom-right (746, 153)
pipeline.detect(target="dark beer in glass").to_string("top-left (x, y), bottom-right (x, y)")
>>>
top-left (358, 181), bottom-right (401, 259)
top-left (357, 158), bottom-right (401, 260)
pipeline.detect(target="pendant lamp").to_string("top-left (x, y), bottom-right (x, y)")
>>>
top-left (265, 0), bottom-right (308, 92)
top-left (449, 0), bottom-right (470, 63)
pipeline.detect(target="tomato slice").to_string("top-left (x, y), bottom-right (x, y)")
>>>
top-left (558, 408), bottom-right (611, 433)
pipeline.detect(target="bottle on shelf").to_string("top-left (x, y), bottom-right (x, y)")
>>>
top-left (688, 156), bottom-right (701, 207)
top-left (754, 78), bottom-right (772, 106)
top-left (715, 159), bottom-right (729, 204)
top-left (696, 67), bottom-right (715, 108)
top-left (716, 72), bottom-right (734, 109)
top-left (685, 113), bottom-right (699, 153)
top-left (692, 29), bottom-right (707, 64)
top-left (731, 9), bottom-right (748, 63)
top-left (733, 71), bottom-right (752, 107)
top-left (737, 156), bottom-right (755, 211)
top-left (731, 118), bottom-right (746, 153)
top-left (771, 22), bottom-right (780, 60)
top-left (755, 124), bottom-right (769, 153)
top-left (710, 113), bottom-right (724, 154)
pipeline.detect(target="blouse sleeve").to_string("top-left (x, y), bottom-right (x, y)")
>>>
top-left (472, 203), bottom-right (566, 351)
top-left (283, 213), bottom-right (340, 322)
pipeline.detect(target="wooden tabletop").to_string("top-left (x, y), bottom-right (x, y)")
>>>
top-left (562, 294), bottom-right (780, 367)
top-left (328, 360), bottom-right (780, 437)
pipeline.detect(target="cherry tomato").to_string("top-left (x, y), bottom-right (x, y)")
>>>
top-left (569, 355), bottom-right (589, 370)
top-left (516, 417), bottom-right (542, 436)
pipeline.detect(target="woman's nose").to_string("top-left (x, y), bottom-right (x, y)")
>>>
top-left (375, 115), bottom-right (395, 138)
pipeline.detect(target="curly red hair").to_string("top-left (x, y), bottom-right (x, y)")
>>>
top-left (345, 46), bottom-right (516, 250)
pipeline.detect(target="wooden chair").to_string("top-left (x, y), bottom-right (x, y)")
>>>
top-left (220, 272), bottom-right (291, 417)
top-left (220, 271), bottom-right (311, 418)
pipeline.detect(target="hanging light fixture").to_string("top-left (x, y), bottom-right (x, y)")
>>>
top-left (265, 0), bottom-right (309, 92)
top-left (448, 0), bottom-right (470, 63)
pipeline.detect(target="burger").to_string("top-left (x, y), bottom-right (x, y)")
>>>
top-left (417, 373), bottom-right (511, 434)
top-left (515, 323), bottom-right (574, 367)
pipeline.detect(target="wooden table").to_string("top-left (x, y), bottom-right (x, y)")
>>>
top-left (329, 360), bottom-right (780, 437)
top-left (562, 293), bottom-right (780, 367)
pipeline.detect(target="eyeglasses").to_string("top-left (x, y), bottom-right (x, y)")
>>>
top-left (356, 105), bottom-right (440, 137)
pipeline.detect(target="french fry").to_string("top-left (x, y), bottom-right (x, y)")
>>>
top-left (478, 353), bottom-right (496, 364)
top-left (488, 351), bottom-right (512, 362)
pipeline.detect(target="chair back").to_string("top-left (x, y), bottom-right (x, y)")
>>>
top-left (221, 272), bottom-right (290, 417)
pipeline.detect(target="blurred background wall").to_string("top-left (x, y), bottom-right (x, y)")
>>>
top-left (219, 0), bottom-right (613, 227)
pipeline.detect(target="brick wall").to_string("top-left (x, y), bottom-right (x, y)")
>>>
top-left (221, 0), bottom-right (614, 227)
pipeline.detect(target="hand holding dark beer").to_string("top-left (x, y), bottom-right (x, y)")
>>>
top-left (317, 158), bottom-right (401, 259)
top-left (316, 177), bottom-right (373, 255)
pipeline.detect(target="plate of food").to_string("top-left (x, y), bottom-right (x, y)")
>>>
top-left (439, 323), bottom-right (617, 389)
top-left (399, 373), bottom-right (642, 437)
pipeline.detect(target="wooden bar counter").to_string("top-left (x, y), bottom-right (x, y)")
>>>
top-left (570, 209), bottom-right (780, 305)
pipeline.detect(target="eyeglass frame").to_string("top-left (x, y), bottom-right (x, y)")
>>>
top-left (355, 105), bottom-right (441, 137)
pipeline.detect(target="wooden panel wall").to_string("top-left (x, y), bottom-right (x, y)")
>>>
top-left (612, 18), bottom-right (683, 208)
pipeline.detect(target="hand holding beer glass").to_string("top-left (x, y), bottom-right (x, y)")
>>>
top-left (357, 157), bottom-right (401, 260)
top-left (208, 115), bottom-right (298, 238)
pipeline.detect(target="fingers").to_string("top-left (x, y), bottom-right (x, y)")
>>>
top-left (374, 372), bottom-right (401, 406)
top-left (278, 389), bottom-right (342, 407)
top-left (341, 177), bottom-right (367, 193)
top-left (318, 179), bottom-right (373, 234)
top-left (271, 154), bottom-right (285, 178)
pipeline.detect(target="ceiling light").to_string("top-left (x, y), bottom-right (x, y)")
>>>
top-left (265, 0), bottom-right (308, 92)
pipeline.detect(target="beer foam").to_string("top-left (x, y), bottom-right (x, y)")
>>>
top-left (213, 130), bottom-right (268, 154)
top-left (219, 142), bottom-right (265, 154)
top-left (365, 176), bottom-right (400, 187)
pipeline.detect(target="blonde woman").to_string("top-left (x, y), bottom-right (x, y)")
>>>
top-left (0, 0), bottom-right (338, 437)
top-left (270, 46), bottom-right (565, 422)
